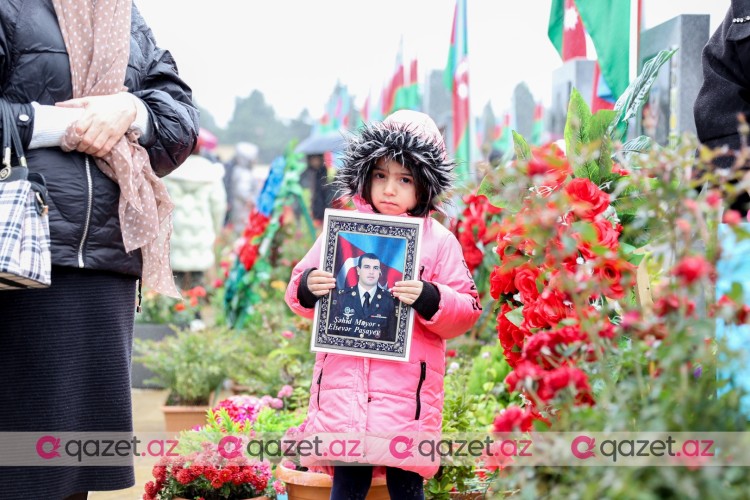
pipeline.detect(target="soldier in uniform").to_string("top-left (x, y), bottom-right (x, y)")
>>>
top-left (328, 253), bottom-right (399, 341)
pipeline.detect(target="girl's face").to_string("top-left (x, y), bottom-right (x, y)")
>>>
top-left (370, 157), bottom-right (418, 215)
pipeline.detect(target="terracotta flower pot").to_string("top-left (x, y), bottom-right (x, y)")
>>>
top-left (275, 463), bottom-right (388, 500)
top-left (161, 404), bottom-right (209, 433)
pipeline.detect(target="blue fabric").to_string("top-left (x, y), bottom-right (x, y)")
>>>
top-left (716, 223), bottom-right (750, 415)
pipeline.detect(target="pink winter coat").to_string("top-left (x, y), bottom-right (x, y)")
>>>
top-left (285, 199), bottom-right (481, 478)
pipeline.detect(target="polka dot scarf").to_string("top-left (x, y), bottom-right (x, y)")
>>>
top-left (52, 0), bottom-right (179, 297)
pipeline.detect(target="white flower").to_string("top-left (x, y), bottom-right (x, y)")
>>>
top-left (447, 362), bottom-right (460, 374)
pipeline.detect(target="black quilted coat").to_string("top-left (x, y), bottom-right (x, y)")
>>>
top-left (0, 0), bottom-right (199, 276)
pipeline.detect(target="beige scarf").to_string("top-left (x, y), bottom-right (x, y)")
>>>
top-left (52, 0), bottom-right (179, 297)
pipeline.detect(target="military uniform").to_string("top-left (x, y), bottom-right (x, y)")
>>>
top-left (327, 285), bottom-right (399, 342)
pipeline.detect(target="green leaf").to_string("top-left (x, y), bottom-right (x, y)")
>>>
top-left (572, 221), bottom-right (597, 243)
top-left (513, 130), bottom-right (532, 161)
top-left (476, 174), bottom-right (503, 208)
top-left (505, 305), bottom-right (525, 328)
top-left (618, 135), bottom-right (656, 161)
top-left (590, 109), bottom-right (616, 182)
top-left (608, 48), bottom-right (677, 141)
top-left (564, 88), bottom-right (592, 171)
top-left (728, 282), bottom-right (745, 303)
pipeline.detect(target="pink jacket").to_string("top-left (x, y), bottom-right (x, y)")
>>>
top-left (285, 199), bottom-right (481, 478)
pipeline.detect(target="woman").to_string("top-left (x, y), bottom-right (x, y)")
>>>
top-left (0, 1), bottom-right (199, 498)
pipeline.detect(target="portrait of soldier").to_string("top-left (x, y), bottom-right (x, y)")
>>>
top-left (327, 252), bottom-right (399, 342)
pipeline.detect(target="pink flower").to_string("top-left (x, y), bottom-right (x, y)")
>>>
top-left (277, 385), bottom-right (294, 398)
top-left (281, 330), bottom-right (295, 339)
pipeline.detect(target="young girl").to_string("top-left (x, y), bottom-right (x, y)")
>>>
top-left (285, 110), bottom-right (481, 499)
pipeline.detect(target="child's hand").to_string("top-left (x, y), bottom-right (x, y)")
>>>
top-left (306, 270), bottom-right (335, 296)
top-left (392, 280), bottom-right (423, 305)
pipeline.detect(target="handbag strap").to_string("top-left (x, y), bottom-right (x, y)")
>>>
top-left (0, 98), bottom-right (26, 170)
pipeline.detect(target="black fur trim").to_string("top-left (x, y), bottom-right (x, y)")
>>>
top-left (334, 121), bottom-right (456, 215)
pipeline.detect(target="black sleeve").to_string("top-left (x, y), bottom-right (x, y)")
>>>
top-left (297, 267), bottom-right (320, 309)
top-left (130, 4), bottom-right (199, 177)
top-left (411, 280), bottom-right (440, 321)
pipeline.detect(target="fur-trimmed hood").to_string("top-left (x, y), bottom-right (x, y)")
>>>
top-left (335, 111), bottom-right (456, 215)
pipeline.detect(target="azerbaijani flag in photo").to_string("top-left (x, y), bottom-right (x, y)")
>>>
top-left (334, 232), bottom-right (406, 290)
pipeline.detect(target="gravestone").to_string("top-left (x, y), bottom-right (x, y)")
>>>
top-left (548, 59), bottom-right (596, 141)
top-left (512, 83), bottom-right (536, 140)
top-left (424, 69), bottom-right (452, 138)
top-left (638, 14), bottom-right (709, 145)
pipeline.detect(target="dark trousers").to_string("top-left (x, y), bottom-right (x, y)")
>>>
top-left (331, 465), bottom-right (424, 500)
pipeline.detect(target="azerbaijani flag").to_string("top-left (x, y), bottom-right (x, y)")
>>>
top-left (394, 58), bottom-right (421, 112)
top-left (531, 103), bottom-right (545, 145)
top-left (576, 0), bottom-right (640, 101)
top-left (383, 40), bottom-right (405, 116)
top-left (548, 0), bottom-right (587, 61)
top-left (444, 0), bottom-right (470, 178)
top-left (334, 232), bottom-right (406, 290)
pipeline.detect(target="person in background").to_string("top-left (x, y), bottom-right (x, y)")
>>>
top-left (163, 130), bottom-right (226, 290)
top-left (227, 141), bottom-right (260, 232)
top-left (0, 1), bottom-right (198, 498)
top-left (693, 0), bottom-right (750, 416)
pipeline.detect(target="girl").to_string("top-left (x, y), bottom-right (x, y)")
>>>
top-left (285, 110), bottom-right (482, 499)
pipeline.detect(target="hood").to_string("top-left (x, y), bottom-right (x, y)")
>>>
top-left (335, 111), bottom-right (456, 215)
top-left (166, 155), bottom-right (225, 186)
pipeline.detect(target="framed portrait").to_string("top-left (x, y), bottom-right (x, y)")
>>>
top-left (310, 209), bottom-right (423, 362)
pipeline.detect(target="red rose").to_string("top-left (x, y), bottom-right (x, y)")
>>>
top-left (672, 255), bottom-right (713, 285)
top-left (497, 305), bottom-right (522, 351)
top-left (527, 144), bottom-right (572, 189)
top-left (593, 258), bottom-right (634, 299)
top-left (492, 405), bottom-right (534, 433)
top-left (653, 294), bottom-right (696, 317)
top-left (537, 366), bottom-right (593, 405)
top-left (523, 289), bottom-right (569, 330)
top-left (592, 218), bottom-right (621, 251)
top-left (490, 265), bottom-right (518, 299)
top-left (504, 361), bottom-right (544, 393)
top-left (565, 178), bottom-right (610, 220)
top-left (514, 265), bottom-right (541, 303)
top-left (459, 230), bottom-right (483, 273)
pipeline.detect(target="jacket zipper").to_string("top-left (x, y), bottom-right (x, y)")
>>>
top-left (415, 361), bottom-right (427, 420)
top-left (317, 354), bottom-right (327, 407)
top-left (77, 156), bottom-right (93, 268)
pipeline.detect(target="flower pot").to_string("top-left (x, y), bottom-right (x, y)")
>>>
top-left (161, 403), bottom-right (209, 433)
top-left (175, 497), bottom-right (269, 500)
top-left (275, 463), bottom-right (388, 500)
top-left (131, 323), bottom-right (175, 388)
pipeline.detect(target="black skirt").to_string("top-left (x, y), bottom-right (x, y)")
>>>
top-left (0, 266), bottom-right (137, 499)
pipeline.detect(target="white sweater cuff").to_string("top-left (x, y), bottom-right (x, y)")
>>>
top-left (28, 102), bottom-right (84, 149)
top-left (131, 95), bottom-right (153, 143)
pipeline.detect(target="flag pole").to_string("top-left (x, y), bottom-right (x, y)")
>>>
top-left (629, 0), bottom-right (642, 82)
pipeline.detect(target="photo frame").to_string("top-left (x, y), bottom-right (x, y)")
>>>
top-left (310, 209), bottom-right (423, 362)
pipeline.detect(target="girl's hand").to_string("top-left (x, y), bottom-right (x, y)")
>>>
top-left (392, 280), bottom-right (423, 305)
top-left (56, 92), bottom-right (139, 158)
top-left (306, 270), bottom-right (335, 296)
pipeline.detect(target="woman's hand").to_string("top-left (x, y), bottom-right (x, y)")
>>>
top-left (392, 280), bottom-right (423, 305)
top-left (306, 270), bottom-right (336, 297)
top-left (56, 92), bottom-right (139, 158)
